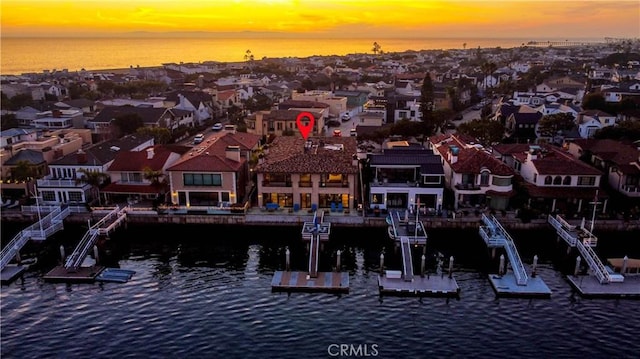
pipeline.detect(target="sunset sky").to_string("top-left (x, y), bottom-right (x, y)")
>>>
top-left (1, 0), bottom-right (638, 39)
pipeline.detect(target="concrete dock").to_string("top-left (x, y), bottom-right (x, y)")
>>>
top-left (271, 271), bottom-right (349, 293)
top-left (566, 275), bottom-right (640, 298)
top-left (378, 271), bottom-right (460, 298)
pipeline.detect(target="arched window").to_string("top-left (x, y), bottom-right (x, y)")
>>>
top-left (480, 170), bottom-right (490, 185)
top-left (553, 176), bottom-right (562, 185)
top-left (545, 176), bottom-right (552, 185)
top-left (563, 176), bottom-right (571, 185)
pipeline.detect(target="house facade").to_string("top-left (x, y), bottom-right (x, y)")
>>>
top-left (255, 136), bottom-right (358, 211)
top-left (430, 134), bottom-right (515, 210)
top-left (246, 109), bottom-right (326, 137)
top-left (368, 143), bottom-right (445, 213)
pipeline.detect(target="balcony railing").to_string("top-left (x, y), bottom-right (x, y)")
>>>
top-left (455, 183), bottom-right (481, 191)
top-left (261, 181), bottom-right (292, 187)
top-left (37, 178), bottom-right (86, 188)
top-left (320, 182), bottom-right (349, 188)
top-left (298, 181), bottom-right (313, 188)
top-left (621, 185), bottom-right (640, 195)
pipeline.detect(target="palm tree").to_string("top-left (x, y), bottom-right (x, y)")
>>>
top-left (463, 42), bottom-right (467, 50)
top-left (142, 166), bottom-right (164, 185)
top-left (77, 168), bottom-right (109, 206)
top-left (11, 160), bottom-right (35, 181)
top-left (244, 49), bottom-right (254, 62)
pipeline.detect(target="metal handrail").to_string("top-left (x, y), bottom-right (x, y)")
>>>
top-left (576, 240), bottom-right (611, 284)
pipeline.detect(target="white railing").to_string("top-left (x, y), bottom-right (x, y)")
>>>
top-left (576, 240), bottom-right (611, 284)
top-left (308, 233), bottom-right (319, 277)
top-left (492, 215), bottom-right (528, 285)
top-left (548, 215), bottom-right (577, 246)
top-left (400, 236), bottom-right (414, 281)
top-left (0, 232), bottom-right (30, 270)
top-left (64, 228), bottom-right (99, 270)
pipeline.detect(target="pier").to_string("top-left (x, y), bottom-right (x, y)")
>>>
top-left (44, 206), bottom-right (128, 283)
top-left (479, 214), bottom-right (551, 298)
top-left (271, 211), bottom-right (349, 293)
top-left (548, 214), bottom-right (640, 298)
top-left (378, 210), bottom-right (459, 298)
top-left (1, 206), bottom-right (71, 284)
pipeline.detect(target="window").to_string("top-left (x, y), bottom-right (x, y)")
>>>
top-left (577, 176), bottom-right (595, 186)
top-left (183, 173), bottom-right (222, 186)
top-left (544, 176), bottom-right (552, 185)
top-left (553, 176), bottom-right (562, 185)
top-left (121, 172), bottom-right (143, 183)
top-left (491, 176), bottom-right (511, 186)
top-left (423, 176), bottom-right (441, 184)
top-left (563, 176), bottom-right (571, 185)
top-left (533, 173), bottom-right (537, 183)
top-left (68, 191), bottom-right (83, 202)
top-left (480, 171), bottom-right (490, 186)
top-left (221, 192), bottom-right (230, 202)
top-left (42, 191), bottom-right (56, 201)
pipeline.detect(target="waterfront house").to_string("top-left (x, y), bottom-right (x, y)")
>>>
top-left (166, 131), bottom-right (261, 209)
top-left (368, 141), bottom-right (445, 213)
top-left (101, 145), bottom-right (186, 204)
top-left (36, 134), bottom-right (154, 205)
top-left (429, 134), bottom-right (515, 210)
top-left (564, 139), bottom-right (640, 199)
top-left (255, 136), bottom-right (358, 212)
top-left (493, 143), bottom-right (605, 214)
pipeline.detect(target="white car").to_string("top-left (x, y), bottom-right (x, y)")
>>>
top-left (341, 114), bottom-right (351, 122)
top-left (193, 133), bottom-right (205, 144)
top-left (212, 123), bottom-right (223, 131)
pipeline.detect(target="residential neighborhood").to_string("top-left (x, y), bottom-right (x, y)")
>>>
top-left (2, 40), bottom-right (639, 221)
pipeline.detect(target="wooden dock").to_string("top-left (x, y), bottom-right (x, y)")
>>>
top-left (43, 265), bottom-right (104, 283)
top-left (378, 271), bottom-right (460, 298)
top-left (271, 271), bottom-right (349, 293)
top-left (566, 275), bottom-right (640, 298)
top-left (488, 274), bottom-right (551, 298)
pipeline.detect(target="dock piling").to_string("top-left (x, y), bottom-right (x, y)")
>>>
top-left (532, 255), bottom-right (538, 277)
top-left (285, 247), bottom-right (290, 271)
top-left (59, 245), bottom-right (66, 263)
top-left (15, 252), bottom-right (21, 265)
top-left (379, 252), bottom-right (384, 275)
top-left (421, 255), bottom-right (425, 277)
top-left (336, 250), bottom-right (341, 271)
top-left (499, 254), bottom-right (505, 276)
top-left (574, 256), bottom-right (581, 276)
top-left (622, 255), bottom-right (628, 274)
top-left (449, 256), bottom-right (454, 279)
top-left (93, 245), bottom-right (100, 265)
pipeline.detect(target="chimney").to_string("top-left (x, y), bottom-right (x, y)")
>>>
top-left (52, 109), bottom-right (62, 118)
top-left (146, 147), bottom-right (155, 159)
top-left (77, 149), bottom-right (87, 164)
top-left (225, 145), bottom-right (241, 162)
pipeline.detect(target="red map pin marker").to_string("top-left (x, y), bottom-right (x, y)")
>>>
top-left (295, 112), bottom-right (315, 140)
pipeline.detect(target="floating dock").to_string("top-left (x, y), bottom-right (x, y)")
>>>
top-left (271, 211), bottom-right (349, 293)
top-left (549, 215), bottom-right (638, 298)
top-left (0, 265), bottom-right (27, 284)
top-left (480, 214), bottom-right (551, 298)
top-left (43, 265), bottom-right (105, 283)
top-left (380, 211), bottom-right (459, 297)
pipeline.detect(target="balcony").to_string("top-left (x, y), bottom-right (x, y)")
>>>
top-left (37, 178), bottom-right (86, 188)
top-left (454, 183), bottom-right (482, 191)
top-left (620, 185), bottom-right (640, 197)
top-left (320, 182), bottom-right (349, 188)
top-left (261, 181), bottom-right (292, 187)
top-left (298, 181), bottom-right (313, 188)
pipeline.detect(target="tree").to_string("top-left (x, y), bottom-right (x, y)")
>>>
top-left (1, 114), bottom-right (19, 130)
top-left (581, 93), bottom-right (607, 111)
top-left (11, 160), bottom-right (35, 181)
top-left (137, 127), bottom-right (172, 144)
top-left (594, 120), bottom-right (640, 142)
top-left (77, 168), bottom-right (109, 206)
top-left (457, 119), bottom-right (505, 146)
top-left (537, 113), bottom-right (576, 137)
top-left (419, 73), bottom-right (435, 131)
top-left (372, 42), bottom-right (381, 56)
top-left (113, 113), bottom-right (144, 136)
top-left (142, 166), bottom-right (165, 185)
top-left (481, 61), bottom-right (497, 91)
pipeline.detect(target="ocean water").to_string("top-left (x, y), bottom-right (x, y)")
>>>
top-left (1, 223), bottom-right (639, 358)
top-left (0, 36), bottom-right (603, 75)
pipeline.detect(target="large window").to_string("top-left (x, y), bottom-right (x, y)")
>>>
top-left (184, 173), bottom-right (222, 186)
top-left (121, 172), bottom-right (143, 183)
top-left (423, 175), bottom-right (441, 184)
top-left (42, 191), bottom-right (56, 201)
top-left (577, 176), bottom-right (595, 186)
top-left (480, 171), bottom-right (490, 186)
top-left (68, 191), bottom-right (83, 202)
top-left (491, 176), bottom-right (511, 186)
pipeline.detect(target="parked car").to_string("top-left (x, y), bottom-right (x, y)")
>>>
top-left (333, 129), bottom-right (342, 137)
top-left (341, 114), bottom-right (351, 122)
top-left (350, 128), bottom-right (357, 137)
top-left (193, 133), bottom-right (205, 144)
top-left (212, 123), bottom-right (223, 131)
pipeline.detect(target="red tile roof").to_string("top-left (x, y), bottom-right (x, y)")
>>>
top-left (531, 147), bottom-right (602, 176)
top-left (107, 145), bottom-right (175, 171)
top-left (570, 139), bottom-right (639, 167)
top-left (167, 132), bottom-right (261, 172)
top-left (256, 136), bottom-right (358, 174)
top-left (430, 134), bottom-right (514, 176)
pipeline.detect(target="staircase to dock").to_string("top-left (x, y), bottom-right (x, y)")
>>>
top-left (479, 214), bottom-right (528, 286)
top-left (0, 206), bottom-right (71, 271)
top-left (400, 236), bottom-right (414, 282)
top-left (547, 214), bottom-right (612, 284)
top-left (308, 233), bottom-right (319, 278)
